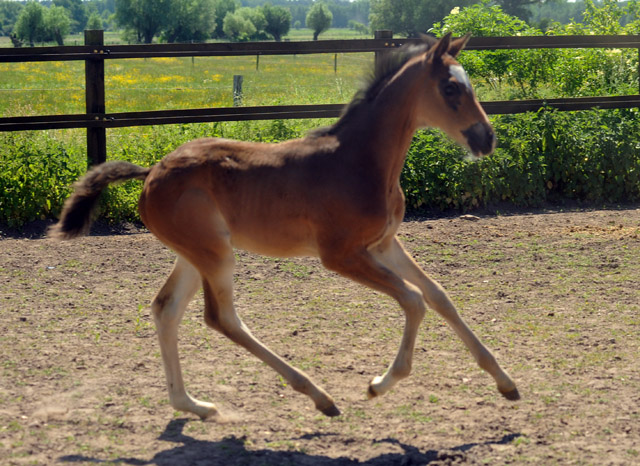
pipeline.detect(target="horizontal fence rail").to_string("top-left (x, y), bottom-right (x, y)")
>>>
top-left (2, 32), bottom-right (640, 166)
top-left (3, 34), bottom-right (640, 62)
top-left (5, 95), bottom-right (640, 133)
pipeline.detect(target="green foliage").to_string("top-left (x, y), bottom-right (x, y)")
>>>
top-left (44, 5), bottom-right (71, 46)
top-left (263, 3), bottom-right (292, 42)
top-left (0, 0), bottom-right (24, 37)
top-left (14, 1), bottom-right (46, 46)
top-left (0, 132), bottom-right (84, 227)
top-left (223, 9), bottom-right (258, 41)
top-left (161, 0), bottom-right (216, 43)
top-left (401, 108), bottom-right (640, 211)
top-left (370, 0), bottom-right (472, 38)
top-left (543, 0), bottom-right (640, 98)
top-left (432, 0), bottom-right (640, 100)
top-left (431, 1), bottom-right (554, 99)
top-left (14, 2), bottom-right (72, 46)
top-left (86, 12), bottom-right (104, 30)
top-left (212, 0), bottom-right (239, 39)
top-left (114, 0), bottom-right (172, 43)
top-left (306, 2), bottom-right (332, 40)
top-left (236, 6), bottom-right (268, 40)
top-left (348, 19), bottom-right (368, 35)
top-left (53, 0), bottom-right (88, 33)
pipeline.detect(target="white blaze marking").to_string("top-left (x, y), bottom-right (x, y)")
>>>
top-left (449, 64), bottom-right (472, 91)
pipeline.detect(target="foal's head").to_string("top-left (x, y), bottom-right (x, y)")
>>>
top-left (415, 33), bottom-right (495, 157)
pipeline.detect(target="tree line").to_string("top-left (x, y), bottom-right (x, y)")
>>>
top-left (0, 0), bottom-right (627, 47)
top-left (0, 0), bottom-right (370, 45)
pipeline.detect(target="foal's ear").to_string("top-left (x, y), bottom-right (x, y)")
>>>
top-left (448, 33), bottom-right (471, 57)
top-left (431, 32), bottom-right (452, 62)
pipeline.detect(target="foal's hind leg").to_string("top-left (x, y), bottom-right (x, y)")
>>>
top-left (196, 243), bottom-right (340, 417)
top-left (152, 256), bottom-right (219, 419)
top-left (371, 237), bottom-right (519, 400)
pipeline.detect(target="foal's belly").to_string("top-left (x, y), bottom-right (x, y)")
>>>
top-left (228, 223), bottom-right (319, 258)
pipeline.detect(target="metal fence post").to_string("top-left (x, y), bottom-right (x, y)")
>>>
top-left (85, 29), bottom-right (106, 168)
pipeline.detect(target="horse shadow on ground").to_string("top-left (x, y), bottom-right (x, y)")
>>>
top-left (59, 418), bottom-right (521, 465)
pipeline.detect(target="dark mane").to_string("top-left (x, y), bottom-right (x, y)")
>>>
top-left (309, 36), bottom-right (437, 138)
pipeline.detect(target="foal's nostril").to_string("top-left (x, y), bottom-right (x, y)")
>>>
top-left (463, 122), bottom-right (496, 156)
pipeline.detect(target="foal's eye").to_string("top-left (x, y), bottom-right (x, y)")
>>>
top-left (443, 82), bottom-right (459, 97)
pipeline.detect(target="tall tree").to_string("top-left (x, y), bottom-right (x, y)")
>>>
top-left (212, 0), bottom-right (239, 38)
top-left (86, 12), bottom-right (104, 30)
top-left (223, 10), bottom-right (256, 40)
top-left (370, 0), bottom-right (472, 37)
top-left (45, 5), bottom-right (71, 45)
top-left (53, 0), bottom-right (87, 33)
top-left (114, 0), bottom-right (172, 43)
top-left (306, 2), bottom-right (332, 40)
top-left (495, 0), bottom-right (537, 21)
top-left (223, 6), bottom-right (268, 41)
top-left (0, 0), bottom-right (24, 36)
top-left (237, 6), bottom-right (267, 36)
top-left (14, 1), bottom-right (46, 46)
top-left (262, 3), bottom-right (291, 41)
top-left (162, 0), bottom-right (216, 43)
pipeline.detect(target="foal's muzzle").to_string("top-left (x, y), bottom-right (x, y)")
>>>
top-left (463, 122), bottom-right (496, 156)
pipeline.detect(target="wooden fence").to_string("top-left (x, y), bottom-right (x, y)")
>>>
top-left (2, 31), bottom-right (640, 167)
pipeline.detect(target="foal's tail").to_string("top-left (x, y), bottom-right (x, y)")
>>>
top-left (49, 161), bottom-right (151, 240)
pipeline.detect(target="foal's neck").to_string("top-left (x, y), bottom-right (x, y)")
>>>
top-left (354, 60), bottom-right (423, 188)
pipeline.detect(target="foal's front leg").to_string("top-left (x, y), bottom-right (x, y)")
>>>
top-left (320, 245), bottom-right (428, 398)
top-left (372, 237), bottom-right (520, 400)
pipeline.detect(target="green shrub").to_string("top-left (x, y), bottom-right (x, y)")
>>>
top-left (0, 131), bottom-right (84, 227)
top-left (401, 108), bottom-right (640, 212)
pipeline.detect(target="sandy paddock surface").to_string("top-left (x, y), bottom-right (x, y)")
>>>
top-left (1, 207), bottom-right (639, 465)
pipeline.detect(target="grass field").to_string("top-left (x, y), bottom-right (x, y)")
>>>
top-left (0, 53), bottom-right (368, 116)
top-left (0, 27), bottom-right (371, 117)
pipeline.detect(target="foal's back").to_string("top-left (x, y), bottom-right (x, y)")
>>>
top-left (138, 134), bottom-right (385, 259)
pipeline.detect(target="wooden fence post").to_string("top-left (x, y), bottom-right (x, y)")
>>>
top-left (233, 75), bottom-right (243, 107)
top-left (374, 29), bottom-right (393, 69)
top-left (85, 29), bottom-right (106, 168)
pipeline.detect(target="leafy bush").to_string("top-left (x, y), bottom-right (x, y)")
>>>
top-left (431, 0), bottom-right (556, 99)
top-left (0, 131), bottom-right (84, 227)
top-left (433, 0), bottom-right (640, 99)
top-left (402, 108), bottom-right (640, 212)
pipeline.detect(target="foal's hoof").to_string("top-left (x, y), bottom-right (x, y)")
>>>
top-left (499, 387), bottom-right (521, 401)
top-left (367, 384), bottom-right (379, 399)
top-left (196, 404), bottom-right (220, 421)
top-left (320, 404), bottom-right (341, 417)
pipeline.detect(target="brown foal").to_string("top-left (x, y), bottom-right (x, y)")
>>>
top-left (50, 33), bottom-right (519, 419)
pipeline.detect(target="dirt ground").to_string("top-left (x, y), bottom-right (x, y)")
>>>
top-left (1, 207), bottom-right (639, 465)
